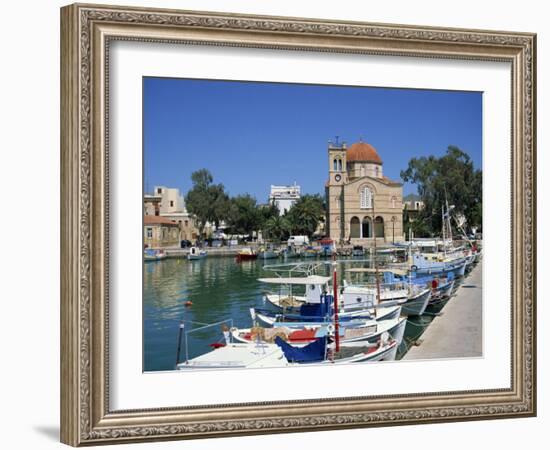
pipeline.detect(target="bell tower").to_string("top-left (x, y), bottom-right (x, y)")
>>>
top-left (328, 138), bottom-right (347, 186)
top-left (326, 138), bottom-right (347, 243)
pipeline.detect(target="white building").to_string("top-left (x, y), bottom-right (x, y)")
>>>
top-left (269, 183), bottom-right (301, 215)
top-left (153, 186), bottom-right (185, 214)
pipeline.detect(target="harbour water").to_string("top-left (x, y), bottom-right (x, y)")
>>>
top-left (144, 256), bottom-right (442, 371)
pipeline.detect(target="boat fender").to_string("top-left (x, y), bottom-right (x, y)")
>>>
top-left (326, 324), bottom-right (335, 336)
top-left (411, 265), bottom-right (418, 272)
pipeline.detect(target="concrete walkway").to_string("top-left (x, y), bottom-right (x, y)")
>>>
top-left (404, 261), bottom-right (482, 360)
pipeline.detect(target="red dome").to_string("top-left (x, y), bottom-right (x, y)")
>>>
top-left (346, 141), bottom-right (382, 164)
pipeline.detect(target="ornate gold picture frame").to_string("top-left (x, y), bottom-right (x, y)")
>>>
top-left (60, 3), bottom-right (536, 446)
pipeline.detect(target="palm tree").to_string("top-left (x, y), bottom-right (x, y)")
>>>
top-left (286, 194), bottom-right (325, 237)
top-left (263, 215), bottom-right (290, 242)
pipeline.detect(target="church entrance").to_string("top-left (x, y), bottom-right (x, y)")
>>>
top-left (374, 216), bottom-right (385, 238)
top-left (361, 217), bottom-right (372, 238)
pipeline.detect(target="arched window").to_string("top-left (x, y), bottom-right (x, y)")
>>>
top-left (362, 217), bottom-right (372, 238)
top-left (374, 216), bottom-right (385, 238)
top-left (360, 187), bottom-right (373, 209)
top-left (338, 159), bottom-right (342, 171)
top-left (391, 196), bottom-right (397, 209)
top-left (333, 159), bottom-right (338, 171)
top-left (350, 217), bottom-right (360, 238)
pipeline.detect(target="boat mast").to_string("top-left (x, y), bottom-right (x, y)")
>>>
top-left (332, 254), bottom-right (340, 353)
top-left (446, 195), bottom-right (453, 244)
top-left (373, 198), bottom-right (381, 315)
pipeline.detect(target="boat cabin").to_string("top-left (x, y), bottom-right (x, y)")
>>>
top-left (258, 275), bottom-right (330, 304)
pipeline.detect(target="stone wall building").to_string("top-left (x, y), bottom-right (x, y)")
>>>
top-left (144, 215), bottom-right (181, 248)
top-left (325, 140), bottom-right (403, 246)
top-left (145, 186), bottom-right (198, 242)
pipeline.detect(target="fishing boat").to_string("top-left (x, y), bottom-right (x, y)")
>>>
top-left (231, 316), bottom-right (406, 348)
top-left (343, 268), bottom-right (432, 316)
top-left (409, 251), bottom-right (467, 278)
top-left (381, 270), bottom-right (455, 306)
top-left (258, 275), bottom-right (403, 322)
top-left (176, 333), bottom-right (398, 370)
top-left (254, 302), bottom-right (401, 326)
top-left (301, 246), bottom-right (320, 258)
top-left (235, 248), bottom-right (257, 262)
top-left (274, 334), bottom-right (399, 363)
top-left (318, 238), bottom-right (336, 257)
top-left (144, 248), bottom-right (166, 262)
top-left (176, 342), bottom-right (290, 369)
top-left (257, 246), bottom-right (279, 260)
top-left (187, 246), bottom-right (207, 260)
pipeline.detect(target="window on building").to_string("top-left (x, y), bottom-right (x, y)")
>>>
top-left (146, 228), bottom-right (153, 238)
top-left (170, 200), bottom-right (174, 207)
top-left (184, 220), bottom-right (189, 226)
top-left (333, 159), bottom-right (338, 171)
top-left (360, 187), bottom-right (373, 209)
top-left (391, 196), bottom-right (397, 209)
top-left (338, 159), bottom-right (342, 171)
top-left (157, 188), bottom-right (162, 194)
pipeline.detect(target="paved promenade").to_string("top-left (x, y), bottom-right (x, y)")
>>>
top-left (404, 261), bottom-right (482, 360)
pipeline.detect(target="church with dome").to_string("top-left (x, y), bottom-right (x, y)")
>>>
top-left (325, 139), bottom-right (404, 245)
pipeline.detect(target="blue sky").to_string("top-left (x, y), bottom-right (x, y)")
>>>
top-left (143, 77), bottom-right (482, 200)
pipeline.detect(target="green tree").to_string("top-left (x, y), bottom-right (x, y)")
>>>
top-left (226, 194), bottom-right (262, 237)
top-left (263, 215), bottom-right (291, 242)
top-left (258, 202), bottom-right (280, 229)
top-left (185, 169), bottom-right (229, 238)
top-left (286, 194), bottom-right (325, 237)
top-left (400, 146), bottom-right (482, 236)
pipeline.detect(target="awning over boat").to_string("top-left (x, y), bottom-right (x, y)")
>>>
top-left (258, 275), bottom-right (331, 285)
top-left (275, 336), bottom-right (327, 362)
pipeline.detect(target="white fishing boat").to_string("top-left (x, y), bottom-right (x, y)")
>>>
top-left (343, 268), bottom-right (431, 316)
top-left (255, 302), bottom-right (401, 326)
top-left (258, 246), bottom-right (279, 260)
top-left (187, 246), bottom-right (207, 260)
top-left (176, 342), bottom-right (289, 370)
top-left (231, 316), bottom-right (406, 348)
top-left (260, 274), bottom-right (403, 320)
top-left (176, 334), bottom-right (398, 370)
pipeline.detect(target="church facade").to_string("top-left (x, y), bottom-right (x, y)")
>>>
top-left (325, 140), bottom-right (404, 246)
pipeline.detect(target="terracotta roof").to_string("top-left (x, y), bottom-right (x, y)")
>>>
top-left (144, 215), bottom-right (179, 226)
top-left (347, 141), bottom-right (382, 164)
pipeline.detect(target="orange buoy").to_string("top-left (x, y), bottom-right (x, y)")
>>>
top-left (184, 301), bottom-right (193, 307)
